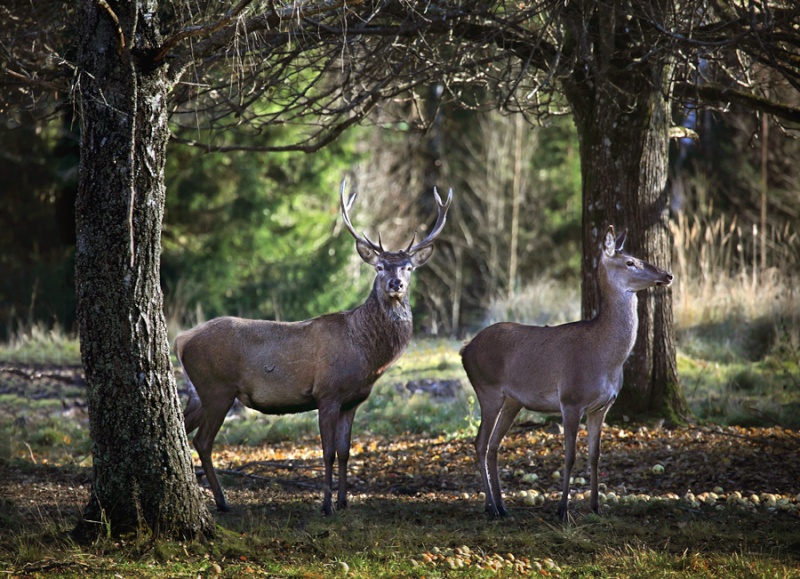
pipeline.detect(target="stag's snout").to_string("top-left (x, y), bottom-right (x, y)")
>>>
top-left (387, 277), bottom-right (406, 297)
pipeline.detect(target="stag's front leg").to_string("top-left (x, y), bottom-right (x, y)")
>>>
top-left (318, 400), bottom-right (341, 516)
top-left (335, 406), bottom-right (358, 510)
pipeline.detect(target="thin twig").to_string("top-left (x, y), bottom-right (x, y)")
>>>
top-left (197, 467), bottom-right (322, 489)
top-left (690, 426), bottom-right (798, 450)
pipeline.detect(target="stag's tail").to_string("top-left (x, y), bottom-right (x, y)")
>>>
top-left (175, 334), bottom-right (203, 434)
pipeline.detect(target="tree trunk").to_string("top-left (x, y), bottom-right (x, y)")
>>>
top-left (73, 0), bottom-right (213, 539)
top-left (562, 18), bottom-right (690, 423)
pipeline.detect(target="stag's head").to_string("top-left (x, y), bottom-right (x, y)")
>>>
top-left (340, 180), bottom-right (452, 304)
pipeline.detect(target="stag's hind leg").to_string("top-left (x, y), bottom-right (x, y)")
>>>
top-left (183, 388), bottom-right (203, 434)
top-left (486, 396), bottom-right (522, 517)
top-left (475, 392), bottom-right (503, 516)
top-left (192, 392), bottom-right (237, 512)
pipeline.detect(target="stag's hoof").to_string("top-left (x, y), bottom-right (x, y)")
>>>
top-left (485, 505), bottom-right (508, 519)
top-left (557, 505), bottom-right (574, 523)
top-left (216, 503), bottom-right (230, 513)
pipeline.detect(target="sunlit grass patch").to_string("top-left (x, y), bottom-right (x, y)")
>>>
top-left (218, 406), bottom-right (320, 446)
top-left (678, 354), bottom-right (800, 427)
top-left (0, 322), bottom-right (80, 365)
top-left (383, 337), bottom-right (467, 381)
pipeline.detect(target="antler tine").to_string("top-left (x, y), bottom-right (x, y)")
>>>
top-left (407, 186), bottom-right (453, 255)
top-left (339, 180), bottom-right (383, 252)
top-left (404, 232), bottom-right (417, 253)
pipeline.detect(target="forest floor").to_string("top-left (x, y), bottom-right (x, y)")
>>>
top-left (1, 363), bottom-right (799, 577)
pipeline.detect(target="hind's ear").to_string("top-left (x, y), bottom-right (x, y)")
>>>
top-left (615, 228), bottom-right (628, 252)
top-left (603, 226), bottom-right (617, 257)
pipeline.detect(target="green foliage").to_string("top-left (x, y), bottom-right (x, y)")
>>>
top-left (532, 117), bottom-right (584, 276)
top-left (433, 108), bottom-right (583, 330)
top-left (163, 127), bottom-right (366, 326)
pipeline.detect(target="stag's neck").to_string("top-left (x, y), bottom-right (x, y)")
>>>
top-left (350, 284), bottom-right (413, 372)
top-left (594, 274), bottom-right (639, 365)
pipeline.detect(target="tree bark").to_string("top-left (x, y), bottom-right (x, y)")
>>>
top-left (73, 0), bottom-right (213, 539)
top-left (562, 3), bottom-right (690, 423)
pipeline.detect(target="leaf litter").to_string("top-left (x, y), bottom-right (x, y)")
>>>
top-left (2, 362), bottom-right (799, 574)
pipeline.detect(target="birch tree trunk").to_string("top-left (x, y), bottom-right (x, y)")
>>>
top-left (73, 0), bottom-right (213, 539)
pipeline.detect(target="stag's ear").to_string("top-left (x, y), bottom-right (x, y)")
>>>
top-left (603, 226), bottom-right (617, 258)
top-left (409, 245), bottom-right (435, 267)
top-left (356, 240), bottom-right (381, 265)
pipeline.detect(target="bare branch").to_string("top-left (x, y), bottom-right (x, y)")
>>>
top-left (673, 81), bottom-right (800, 123)
top-left (154, 0), bottom-right (257, 64)
top-left (94, 0), bottom-right (125, 52)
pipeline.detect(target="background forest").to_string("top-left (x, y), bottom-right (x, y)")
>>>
top-left (2, 97), bottom-right (800, 426)
top-left (4, 102), bottom-right (798, 332)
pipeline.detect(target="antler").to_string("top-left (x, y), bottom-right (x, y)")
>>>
top-left (340, 180), bottom-right (384, 253)
top-left (406, 186), bottom-right (453, 255)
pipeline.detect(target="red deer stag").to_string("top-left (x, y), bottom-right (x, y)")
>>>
top-left (177, 181), bottom-right (452, 514)
top-left (461, 226), bottom-right (673, 521)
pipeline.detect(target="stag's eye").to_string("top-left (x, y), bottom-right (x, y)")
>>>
top-left (376, 264), bottom-right (384, 272)
top-left (626, 260), bottom-right (635, 267)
